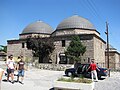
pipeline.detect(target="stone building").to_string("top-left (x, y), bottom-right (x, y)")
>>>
top-left (7, 15), bottom-right (119, 69)
top-left (105, 45), bottom-right (120, 69)
top-left (51, 15), bottom-right (106, 65)
top-left (7, 20), bottom-right (53, 62)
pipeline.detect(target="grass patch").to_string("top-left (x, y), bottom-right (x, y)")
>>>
top-left (57, 77), bottom-right (92, 84)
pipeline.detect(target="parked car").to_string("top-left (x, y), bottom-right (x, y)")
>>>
top-left (65, 63), bottom-right (108, 79)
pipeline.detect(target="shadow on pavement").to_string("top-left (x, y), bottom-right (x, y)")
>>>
top-left (99, 77), bottom-right (106, 80)
top-left (2, 79), bottom-right (8, 82)
top-left (49, 88), bottom-right (54, 90)
top-left (2, 79), bottom-right (21, 84)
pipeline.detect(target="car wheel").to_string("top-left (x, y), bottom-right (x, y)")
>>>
top-left (67, 72), bottom-right (73, 77)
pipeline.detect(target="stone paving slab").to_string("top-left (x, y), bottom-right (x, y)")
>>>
top-left (0, 61), bottom-right (64, 90)
top-left (1, 69), bottom-right (64, 90)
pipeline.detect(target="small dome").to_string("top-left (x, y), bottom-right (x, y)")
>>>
top-left (56, 15), bottom-right (95, 30)
top-left (22, 21), bottom-right (53, 34)
top-left (109, 45), bottom-right (117, 51)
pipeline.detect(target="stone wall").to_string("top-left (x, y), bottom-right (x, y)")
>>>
top-left (75, 29), bottom-right (100, 37)
top-left (115, 53), bottom-right (120, 69)
top-left (32, 57), bottom-right (72, 71)
top-left (34, 63), bottom-right (72, 71)
top-left (19, 33), bottom-right (51, 39)
top-left (52, 28), bottom-right (100, 37)
top-left (7, 41), bottom-right (33, 62)
top-left (93, 37), bottom-right (106, 64)
top-left (81, 35), bottom-right (94, 63)
top-left (51, 34), bottom-right (101, 64)
top-left (105, 51), bottom-right (120, 69)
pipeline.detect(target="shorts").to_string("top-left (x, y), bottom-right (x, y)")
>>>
top-left (7, 69), bottom-right (14, 74)
top-left (18, 70), bottom-right (24, 77)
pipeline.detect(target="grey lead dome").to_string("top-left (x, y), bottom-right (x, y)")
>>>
top-left (22, 21), bottom-right (53, 34)
top-left (56, 15), bottom-right (95, 30)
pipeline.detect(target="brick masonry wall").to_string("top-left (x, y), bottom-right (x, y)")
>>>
top-left (93, 37), bottom-right (106, 64)
top-left (7, 42), bottom-right (33, 62)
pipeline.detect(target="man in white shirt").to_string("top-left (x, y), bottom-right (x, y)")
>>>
top-left (6, 55), bottom-right (15, 84)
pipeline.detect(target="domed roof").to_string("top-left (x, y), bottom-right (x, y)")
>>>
top-left (56, 15), bottom-right (95, 30)
top-left (22, 21), bottom-right (53, 34)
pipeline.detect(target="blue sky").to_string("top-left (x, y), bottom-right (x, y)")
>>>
top-left (0, 0), bottom-right (120, 51)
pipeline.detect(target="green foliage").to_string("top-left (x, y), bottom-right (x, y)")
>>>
top-left (78, 74), bottom-right (84, 79)
top-left (3, 46), bottom-right (7, 53)
top-left (0, 45), bottom-right (7, 53)
top-left (26, 37), bottom-right (55, 63)
top-left (57, 77), bottom-right (92, 83)
top-left (65, 36), bottom-right (86, 62)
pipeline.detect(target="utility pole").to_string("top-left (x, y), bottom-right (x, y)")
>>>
top-left (105, 22), bottom-right (110, 77)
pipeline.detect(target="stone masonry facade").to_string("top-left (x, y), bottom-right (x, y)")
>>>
top-left (7, 15), bottom-right (120, 70)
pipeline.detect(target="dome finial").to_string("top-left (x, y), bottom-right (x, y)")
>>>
top-left (73, 11), bottom-right (78, 16)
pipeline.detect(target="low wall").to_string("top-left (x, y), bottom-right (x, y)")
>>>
top-left (0, 57), bottom-right (6, 61)
top-left (33, 63), bottom-right (72, 71)
top-left (54, 81), bottom-right (94, 90)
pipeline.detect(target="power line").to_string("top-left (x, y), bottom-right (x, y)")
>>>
top-left (86, 0), bottom-right (105, 23)
top-left (81, 0), bottom-right (105, 24)
top-left (80, 0), bottom-right (107, 34)
top-left (82, 0), bottom-right (98, 18)
top-left (90, 0), bottom-right (105, 23)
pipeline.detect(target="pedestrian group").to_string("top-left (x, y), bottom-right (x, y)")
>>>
top-left (6, 55), bottom-right (25, 84)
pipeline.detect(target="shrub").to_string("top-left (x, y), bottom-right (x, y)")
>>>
top-left (57, 77), bottom-right (92, 84)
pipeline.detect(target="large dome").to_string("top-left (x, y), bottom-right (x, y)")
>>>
top-left (22, 21), bottom-right (53, 34)
top-left (56, 15), bottom-right (95, 30)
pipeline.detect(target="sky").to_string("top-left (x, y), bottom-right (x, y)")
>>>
top-left (0, 0), bottom-right (120, 51)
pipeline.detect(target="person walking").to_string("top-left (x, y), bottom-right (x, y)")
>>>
top-left (6, 55), bottom-right (10, 81)
top-left (6, 55), bottom-right (15, 84)
top-left (0, 68), bottom-right (4, 90)
top-left (17, 56), bottom-right (25, 84)
top-left (87, 59), bottom-right (100, 82)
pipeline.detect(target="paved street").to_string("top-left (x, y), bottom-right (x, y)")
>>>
top-left (0, 61), bottom-right (64, 90)
top-left (1, 61), bottom-right (120, 90)
top-left (94, 72), bottom-right (120, 90)
top-left (2, 69), bottom-right (64, 90)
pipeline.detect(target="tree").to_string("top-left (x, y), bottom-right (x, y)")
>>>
top-left (0, 45), bottom-right (7, 53)
top-left (26, 37), bottom-right (55, 63)
top-left (3, 46), bottom-right (7, 53)
top-left (65, 36), bottom-right (86, 63)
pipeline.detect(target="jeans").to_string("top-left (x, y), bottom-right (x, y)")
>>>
top-left (18, 70), bottom-right (24, 77)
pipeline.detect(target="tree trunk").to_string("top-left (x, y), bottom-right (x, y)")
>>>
top-left (39, 55), bottom-right (43, 63)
